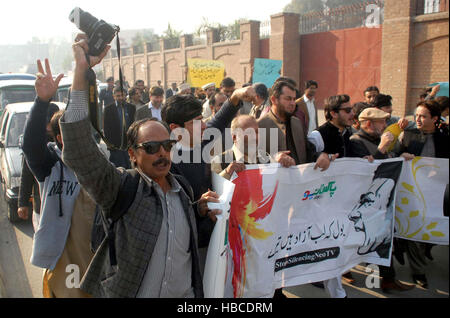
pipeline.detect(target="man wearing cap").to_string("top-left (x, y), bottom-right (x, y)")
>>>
top-left (178, 83), bottom-right (192, 95)
top-left (201, 82), bottom-right (217, 119)
top-left (135, 86), bottom-right (165, 121)
top-left (349, 107), bottom-right (416, 293)
top-left (349, 107), bottom-right (395, 159)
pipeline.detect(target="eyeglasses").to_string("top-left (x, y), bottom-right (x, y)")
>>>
top-left (135, 140), bottom-right (176, 154)
top-left (339, 107), bottom-right (353, 114)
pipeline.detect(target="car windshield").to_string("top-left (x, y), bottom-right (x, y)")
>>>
top-left (7, 112), bottom-right (28, 147)
top-left (1, 87), bottom-right (36, 110)
top-left (55, 87), bottom-right (70, 104)
top-left (0, 74), bottom-right (36, 81)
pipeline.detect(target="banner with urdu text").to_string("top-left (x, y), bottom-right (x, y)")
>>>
top-left (204, 158), bottom-right (404, 298)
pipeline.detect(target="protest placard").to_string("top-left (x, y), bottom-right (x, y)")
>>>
top-left (187, 59), bottom-right (225, 88)
top-left (252, 58), bottom-right (282, 88)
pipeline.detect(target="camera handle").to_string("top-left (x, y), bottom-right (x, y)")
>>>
top-left (85, 30), bottom-right (128, 151)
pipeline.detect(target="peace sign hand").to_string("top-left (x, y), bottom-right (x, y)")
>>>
top-left (35, 59), bottom-right (64, 102)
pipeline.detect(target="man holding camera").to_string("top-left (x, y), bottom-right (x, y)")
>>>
top-left (59, 34), bottom-right (211, 298)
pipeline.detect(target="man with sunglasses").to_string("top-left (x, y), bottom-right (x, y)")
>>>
top-left (162, 85), bottom-right (256, 275)
top-left (307, 94), bottom-right (355, 298)
top-left (58, 35), bottom-right (203, 298)
top-left (313, 95), bottom-right (354, 159)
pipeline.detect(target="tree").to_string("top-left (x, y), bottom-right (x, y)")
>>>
top-left (194, 17), bottom-right (241, 42)
top-left (131, 29), bottom-right (158, 47)
top-left (284, 0), bottom-right (369, 15)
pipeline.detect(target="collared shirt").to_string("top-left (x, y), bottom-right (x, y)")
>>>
top-left (303, 95), bottom-right (317, 133)
top-left (149, 102), bottom-right (162, 121)
top-left (231, 144), bottom-right (271, 165)
top-left (136, 171), bottom-right (194, 298)
top-left (249, 99), bottom-right (270, 119)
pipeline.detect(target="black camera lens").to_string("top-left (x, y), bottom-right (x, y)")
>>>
top-left (69, 7), bottom-right (118, 56)
top-left (69, 7), bottom-right (98, 38)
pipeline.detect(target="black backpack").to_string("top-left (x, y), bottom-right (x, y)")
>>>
top-left (90, 169), bottom-right (194, 266)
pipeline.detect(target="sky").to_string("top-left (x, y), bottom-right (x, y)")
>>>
top-left (0, 0), bottom-right (292, 45)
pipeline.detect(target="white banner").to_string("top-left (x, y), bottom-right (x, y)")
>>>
top-left (204, 158), bottom-right (405, 298)
top-left (394, 157), bottom-right (449, 245)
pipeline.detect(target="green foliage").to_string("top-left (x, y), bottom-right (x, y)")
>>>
top-left (131, 30), bottom-right (158, 47)
top-left (195, 17), bottom-right (241, 41)
top-left (284, 0), bottom-right (369, 15)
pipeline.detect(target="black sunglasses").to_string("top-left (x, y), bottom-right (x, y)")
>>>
top-left (339, 107), bottom-right (353, 114)
top-left (135, 140), bottom-right (176, 154)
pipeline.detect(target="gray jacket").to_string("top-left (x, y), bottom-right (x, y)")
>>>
top-left (60, 118), bottom-right (203, 298)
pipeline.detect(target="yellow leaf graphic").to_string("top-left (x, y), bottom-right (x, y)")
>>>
top-left (426, 222), bottom-right (438, 230)
top-left (401, 197), bottom-right (409, 205)
top-left (396, 206), bottom-right (404, 213)
top-left (409, 210), bottom-right (419, 218)
top-left (431, 231), bottom-right (445, 237)
top-left (422, 233), bottom-right (430, 241)
top-left (402, 182), bottom-right (415, 193)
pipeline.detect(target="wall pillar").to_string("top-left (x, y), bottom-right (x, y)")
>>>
top-left (239, 20), bottom-right (260, 84)
top-left (270, 12), bottom-right (300, 87)
top-left (380, 0), bottom-right (416, 116)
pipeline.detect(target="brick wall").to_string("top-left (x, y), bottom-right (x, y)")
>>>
top-left (103, 1), bottom-right (448, 115)
top-left (381, 0), bottom-right (449, 117)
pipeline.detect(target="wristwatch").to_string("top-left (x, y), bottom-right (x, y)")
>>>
top-left (328, 153), bottom-right (333, 161)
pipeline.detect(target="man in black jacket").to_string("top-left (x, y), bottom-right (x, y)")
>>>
top-left (162, 86), bottom-right (255, 273)
top-left (349, 107), bottom-right (394, 159)
top-left (99, 77), bottom-right (114, 108)
top-left (349, 107), bottom-right (416, 293)
top-left (392, 100), bottom-right (449, 289)
top-left (17, 103), bottom-right (59, 230)
top-left (314, 95), bottom-right (354, 158)
top-left (103, 86), bottom-right (136, 169)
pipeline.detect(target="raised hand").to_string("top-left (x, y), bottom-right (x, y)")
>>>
top-left (72, 33), bottom-right (110, 71)
top-left (35, 59), bottom-right (64, 102)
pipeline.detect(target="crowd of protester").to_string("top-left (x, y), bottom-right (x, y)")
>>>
top-left (16, 33), bottom-right (449, 298)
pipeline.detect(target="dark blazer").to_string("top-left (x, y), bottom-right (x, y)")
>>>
top-left (134, 104), bottom-right (153, 121)
top-left (258, 111), bottom-right (316, 165)
top-left (61, 118), bottom-right (203, 298)
top-left (103, 102), bottom-right (136, 149)
top-left (317, 121), bottom-right (353, 159)
top-left (166, 88), bottom-right (178, 99)
top-left (349, 129), bottom-right (388, 159)
top-left (295, 95), bottom-right (318, 131)
top-left (393, 128), bottom-right (449, 159)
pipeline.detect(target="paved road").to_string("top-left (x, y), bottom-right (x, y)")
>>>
top-left (0, 196), bottom-right (43, 298)
top-left (1, 190), bottom-right (448, 299)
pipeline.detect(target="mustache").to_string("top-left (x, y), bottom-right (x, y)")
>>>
top-left (153, 157), bottom-right (171, 166)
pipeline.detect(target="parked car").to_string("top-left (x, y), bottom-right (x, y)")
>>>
top-left (0, 80), bottom-right (36, 115)
top-left (54, 77), bottom-right (104, 104)
top-left (54, 76), bottom-right (73, 104)
top-left (0, 73), bottom-right (36, 81)
top-left (0, 101), bottom-right (65, 222)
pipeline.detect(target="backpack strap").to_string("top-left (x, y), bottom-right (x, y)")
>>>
top-left (109, 169), bottom-right (141, 222)
top-left (106, 168), bottom-right (141, 267)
